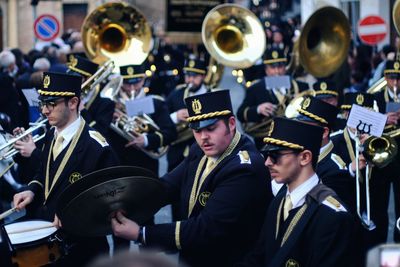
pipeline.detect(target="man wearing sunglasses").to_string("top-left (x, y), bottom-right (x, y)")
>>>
top-left (111, 90), bottom-right (272, 267)
top-left (237, 117), bottom-right (355, 267)
top-left (13, 72), bottom-right (118, 266)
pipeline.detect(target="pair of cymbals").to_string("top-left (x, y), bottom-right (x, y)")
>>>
top-left (56, 166), bottom-right (166, 237)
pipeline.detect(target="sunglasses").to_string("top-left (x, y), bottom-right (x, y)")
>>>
top-left (264, 151), bottom-right (298, 164)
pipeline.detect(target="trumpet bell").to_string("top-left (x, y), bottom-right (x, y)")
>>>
top-left (299, 6), bottom-right (350, 78)
top-left (202, 4), bottom-right (266, 69)
top-left (81, 2), bottom-right (152, 68)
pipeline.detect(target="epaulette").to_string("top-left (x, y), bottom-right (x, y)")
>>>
top-left (307, 184), bottom-right (346, 212)
top-left (237, 150), bottom-right (251, 164)
top-left (247, 79), bottom-right (261, 88)
top-left (322, 196), bottom-right (347, 212)
top-left (175, 83), bottom-right (187, 90)
top-left (329, 129), bottom-right (343, 138)
top-left (89, 130), bottom-right (109, 147)
top-left (150, 94), bottom-right (165, 102)
top-left (331, 153), bottom-right (347, 170)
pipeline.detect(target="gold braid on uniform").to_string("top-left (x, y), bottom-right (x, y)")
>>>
top-left (38, 90), bottom-right (76, 97)
top-left (297, 109), bottom-right (328, 124)
top-left (263, 137), bottom-right (304, 150)
top-left (187, 110), bottom-right (231, 122)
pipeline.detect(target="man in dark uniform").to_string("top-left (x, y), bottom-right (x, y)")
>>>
top-left (295, 96), bottom-right (355, 212)
top-left (311, 79), bottom-right (345, 131)
top-left (237, 48), bottom-right (300, 149)
top-left (13, 72), bottom-right (119, 266)
top-left (166, 58), bottom-right (208, 172)
top-left (66, 54), bottom-right (115, 140)
top-left (369, 59), bottom-right (400, 243)
top-left (237, 117), bottom-right (355, 267)
top-left (330, 92), bottom-right (382, 257)
top-left (111, 90), bottom-right (272, 267)
top-left (108, 64), bottom-right (176, 176)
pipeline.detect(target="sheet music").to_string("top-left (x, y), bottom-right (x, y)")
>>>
top-left (125, 96), bottom-right (155, 117)
top-left (21, 88), bottom-right (39, 107)
top-left (347, 104), bottom-right (387, 137)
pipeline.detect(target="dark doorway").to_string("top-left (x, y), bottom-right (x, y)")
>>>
top-left (63, 3), bottom-right (88, 33)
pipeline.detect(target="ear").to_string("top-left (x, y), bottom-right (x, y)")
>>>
top-left (322, 126), bottom-right (330, 139)
top-left (299, 150), bottom-right (313, 167)
top-left (68, 97), bottom-right (79, 111)
top-left (228, 116), bottom-right (236, 132)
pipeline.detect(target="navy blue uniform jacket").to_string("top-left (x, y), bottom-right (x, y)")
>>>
top-left (145, 133), bottom-right (272, 267)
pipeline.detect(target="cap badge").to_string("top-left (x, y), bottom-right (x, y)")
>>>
top-left (127, 66), bottom-right (134, 75)
top-left (43, 75), bottom-right (50, 89)
top-left (189, 60), bottom-right (195, 68)
top-left (320, 82), bottom-right (327, 90)
top-left (356, 94), bottom-right (364, 105)
top-left (268, 120), bottom-right (275, 136)
top-left (302, 97), bottom-right (311, 110)
top-left (272, 51), bottom-right (278, 59)
top-left (192, 99), bottom-right (202, 114)
top-left (395, 62), bottom-right (400, 70)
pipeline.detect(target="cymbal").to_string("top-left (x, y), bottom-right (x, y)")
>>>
top-left (56, 166), bottom-right (165, 237)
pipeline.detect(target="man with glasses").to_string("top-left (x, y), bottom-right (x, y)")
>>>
top-left (111, 90), bottom-right (272, 267)
top-left (13, 72), bottom-right (118, 266)
top-left (236, 117), bottom-right (355, 267)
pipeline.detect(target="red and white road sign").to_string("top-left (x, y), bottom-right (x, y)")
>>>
top-left (33, 14), bottom-right (60, 42)
top-left (358, 15), bottom-right (388, 46)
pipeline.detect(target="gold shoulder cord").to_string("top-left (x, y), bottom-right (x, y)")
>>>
top-left (44, 119), bottom-right (86, 201)
top-left (187, 131), bottom-right (241, 216)
top-left (318, 141), bottom-right (333, 162)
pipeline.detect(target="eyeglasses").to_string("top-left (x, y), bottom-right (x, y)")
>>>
top-left (264, 151), bottom-right (298, 164)
top-left (38, 98), bottom-right (65, 112)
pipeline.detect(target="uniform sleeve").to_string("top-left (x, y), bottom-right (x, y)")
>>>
top-left (145, 165), bottom-right (268, 251)
top-left (306, 211), bottom-right (356, 267)
top-left (81, 98), bottom-right (115, 137)
top-left (146, 99), bottom-right (177, 150)
top-left (237, 84), bottom-right (266, 123)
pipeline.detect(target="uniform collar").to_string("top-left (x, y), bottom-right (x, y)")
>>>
top-left (286, 173), bottom-right (319, 209)
top-left (387, 86), bottom-right (400, 100)
top-left (54, 116), bottom-right (82, 145)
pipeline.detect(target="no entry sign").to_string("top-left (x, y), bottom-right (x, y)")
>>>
top-left (358, 15), bottom-right (387, 46)
top-left (34, 14), bottom-right (60, 41)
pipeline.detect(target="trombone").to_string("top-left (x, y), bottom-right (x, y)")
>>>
top-left (355, 132), bottom-right (398, 230)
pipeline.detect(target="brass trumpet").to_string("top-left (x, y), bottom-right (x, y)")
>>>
top-left (0, 117), bottom-right (48, 161)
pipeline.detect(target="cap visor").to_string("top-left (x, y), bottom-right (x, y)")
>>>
top-left (38, 95), bottom-right (65, 102)
top-left (188, 118), bottom-right (218, 130)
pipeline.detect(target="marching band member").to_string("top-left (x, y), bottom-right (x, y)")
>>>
top-left (237, 117), bottom-right (355, 267)
top-left (13, 72), bottom-right (119, 266)
top-left (108, 63), bottom-right (176, 176)
top-left (111, 90), bottom-right (272, 267)
top-left (66, 54), bottom-right (115, 140)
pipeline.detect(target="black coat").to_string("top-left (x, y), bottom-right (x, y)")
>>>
top-left (237, 184), bottom-right (356, 267)
top-left (165, 85), bottom-right (195, 171)
top-left (144, 134), bottom-right (272, 267)
top-left (27, 120), bottom-right (119, 221)
top-left (317, 142), bottom-right (355, 213)
top-left (80, 93), bottom-right (115, 141)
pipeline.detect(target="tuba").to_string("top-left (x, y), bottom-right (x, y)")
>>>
top-left (81, 2), bottom-right (152, 68)
top-left (82, 3), bottom-right (166, 159)
top-left (298, 6), bottom-right (351, 78)
top-left (202, 4), bottom-right (266, 69)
